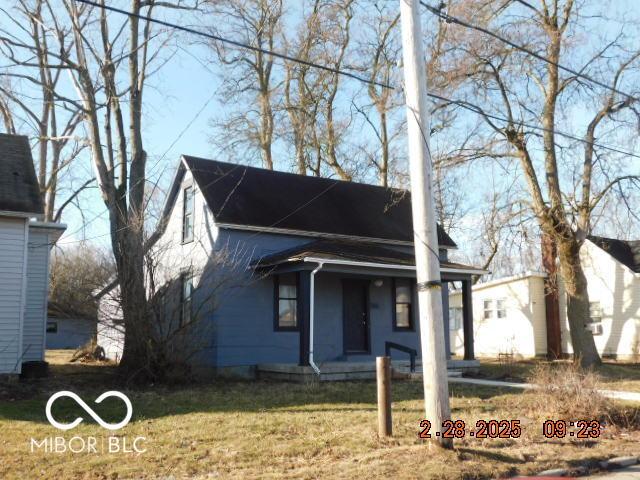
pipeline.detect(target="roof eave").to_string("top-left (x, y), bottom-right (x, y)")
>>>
top-left (217, 222), bottom-right (458, 249)
top-left (0, 210), bottom-right (44, 219)
top-left (254, 255), bottom-right (487, 275)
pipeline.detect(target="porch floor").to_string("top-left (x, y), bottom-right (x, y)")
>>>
top-left (257, 359), bottom-right (480, 382)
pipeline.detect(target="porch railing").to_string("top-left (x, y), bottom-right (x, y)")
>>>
top-left (384, 341), bottom-right (417, 373)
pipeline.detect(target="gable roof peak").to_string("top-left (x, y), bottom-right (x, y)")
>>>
top-left (0, 133), bottom-right (44, 216)
top-left (180, 156), bottom-right (457, 248)
top-left (587, 235), bottom-right (640, 273)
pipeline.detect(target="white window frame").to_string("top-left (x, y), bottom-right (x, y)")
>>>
top-left (182, 185), bottom-right (194, 243)
top-left (483, 299), bottom-right (494, 320)
top-left (180, 273), bottom-right (194, 326)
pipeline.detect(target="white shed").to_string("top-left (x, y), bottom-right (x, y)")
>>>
top-left (449, 272), bottom-right (548, 358)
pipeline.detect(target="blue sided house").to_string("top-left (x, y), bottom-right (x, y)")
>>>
top-left (98, 156), bottom-right (484, 380)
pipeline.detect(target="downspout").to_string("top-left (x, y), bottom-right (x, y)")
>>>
top-left (308, 261), bottom-right (324, 375)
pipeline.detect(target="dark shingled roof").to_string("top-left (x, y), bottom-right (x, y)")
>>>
top-left (0, 134), bottom-right (43, 215)
top-left (252, 239), bottom-right (484, 273)
top-left (183, 156), bottom-right (456, 247)
top-left (588, 235), bottom-right (640, 273)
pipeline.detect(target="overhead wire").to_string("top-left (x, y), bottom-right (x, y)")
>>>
top-left (419, 0), bottom-right (640, 103)
top-left (73, 0), bottom-right (640, 159)
top-left (56, 0), bottom-right (639, 251)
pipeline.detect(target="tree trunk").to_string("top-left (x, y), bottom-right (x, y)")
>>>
top-left (541, 233), bottom-right (562, 360)
top-left (116, 227), bottom-right (152, 374)
top-left (379, 109), bottom-right (389, 187)
top-left (557, 238), bottom-right (601, 367)
top-left (259, 87), bottom-right (274, 170)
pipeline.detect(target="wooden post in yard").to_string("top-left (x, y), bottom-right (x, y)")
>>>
top-left (376, 356), bottom-right (392, 437)
top-left (399, 0), bottom-right (452, 448)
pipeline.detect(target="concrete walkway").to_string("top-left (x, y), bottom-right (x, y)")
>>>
top-left (585, 465), bottom-right (640, 479)
top-left (448, 377), bottom-right (640, 402)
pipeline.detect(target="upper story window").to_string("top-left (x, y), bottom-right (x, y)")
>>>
top-left (180, 273), bottom-right (194, 326)
top-left (496, 299), bottom-right (507, 318)
top-left (182, 185), bottom-right (194, 243)
top-left (393, 278), bottom-right (413, 330)
top-left (275, 273), bottom-right (298, 330)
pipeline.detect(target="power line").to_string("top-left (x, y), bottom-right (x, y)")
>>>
top-left (427, 92), bottom-right (640, 160)
top-left (73, 0), bottom-right (640, 159)
top-left (420, 1), bottom-right (640, 103)
top-left (73, 0), bottom-right (392, 90)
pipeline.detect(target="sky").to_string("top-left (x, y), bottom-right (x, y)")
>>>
top-left (4, 0), bottom-right (639, 265)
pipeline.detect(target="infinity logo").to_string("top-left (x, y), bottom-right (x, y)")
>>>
top-left (45, 391), bottom-right (133, 431)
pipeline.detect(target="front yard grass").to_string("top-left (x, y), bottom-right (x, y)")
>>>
top-left (0, 351), bottom-right (638, 479)
top-left (474, 357), bottom-right (640, 392)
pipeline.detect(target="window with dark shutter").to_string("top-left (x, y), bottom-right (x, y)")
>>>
top-left (274, 273), bottom-right (298, 330)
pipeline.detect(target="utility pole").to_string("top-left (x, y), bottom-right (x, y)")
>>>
top-left (398, 0), bottom-right (452, 448)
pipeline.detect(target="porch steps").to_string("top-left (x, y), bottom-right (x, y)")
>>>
top-left (392, 366), bottom-right (464, 381)
top-left (256, 359), bottom-right (478, 382)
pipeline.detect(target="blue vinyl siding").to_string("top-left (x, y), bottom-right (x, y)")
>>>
top-left (169, 227), bottom-right (453, 368)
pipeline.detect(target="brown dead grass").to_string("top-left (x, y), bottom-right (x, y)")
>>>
top-left (0, 352), bottom-right (638, 479)
top-left (525, 362), bottom-right (611, 421)
top-left (476, 357), bottom-right (640, 393)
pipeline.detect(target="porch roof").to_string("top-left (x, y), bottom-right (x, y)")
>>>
top-left (252, 240), bottom-right (487, 276)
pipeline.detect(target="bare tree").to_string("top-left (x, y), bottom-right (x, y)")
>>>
top-left (98, 234), bottom-right (257, 381)
top-left (352, 4), bottom-right (401, 186)
top-left (318, 0), bottom-right (355, 180)
top-left (437, 0), bottom-right (640, 366)
top-left (3, 0), bottom-right (200, 376)
top-left (0, 0), bottom-right (88, 221)
top-left (204, 0), bottom-right (284, 170)
top-left (282, 0), bottom-right (322, 175)
top-left (50, 245), bottom-right (114, 319)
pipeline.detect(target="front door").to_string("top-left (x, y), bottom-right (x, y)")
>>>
top-left (342, 279), bottom-right (370, 353)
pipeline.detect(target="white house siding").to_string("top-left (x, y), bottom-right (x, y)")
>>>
top-left (0, 217), bottom-right (28, 374)
top-left (560, 240), bottom-right (640, 359)
top-left (22, 228), bottom-right (50, 362)
top-left (449, 273), bottom-right (548, 358)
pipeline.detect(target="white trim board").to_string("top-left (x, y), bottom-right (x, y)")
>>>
top-left (218, 222), bottom-right (458, 250)
top-left (301, 256), bottom-right (488, 275)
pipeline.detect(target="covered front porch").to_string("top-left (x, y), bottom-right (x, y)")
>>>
top-left (254, 239), bottom-right (484, 379)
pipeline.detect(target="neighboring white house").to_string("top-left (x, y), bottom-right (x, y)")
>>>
top-left (450, 236), bottom-right (640, 359)
top-left (0, 134), bottom-right (66, 376)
